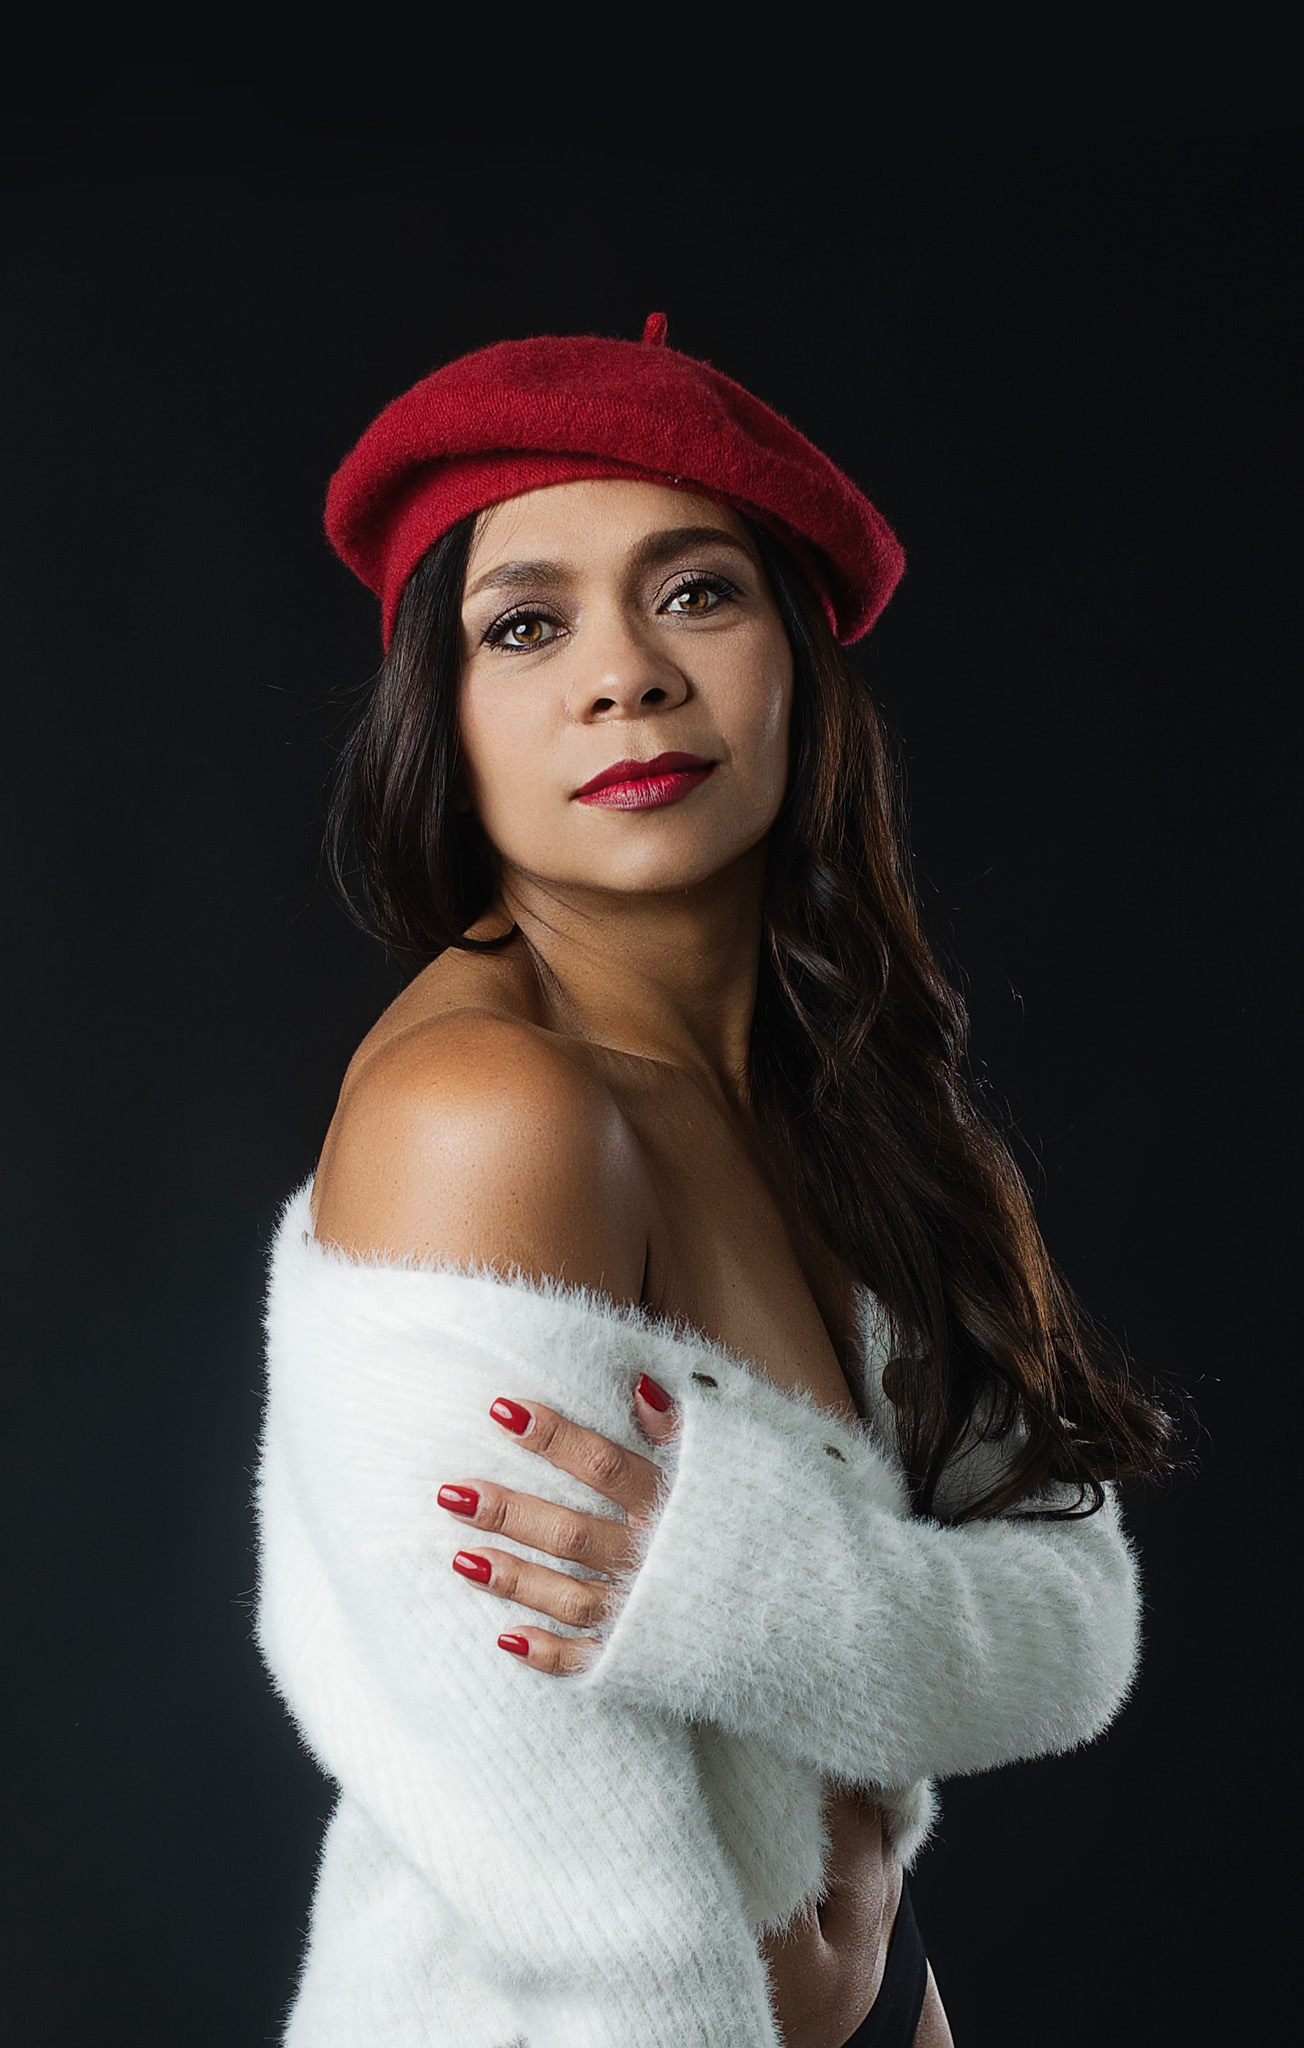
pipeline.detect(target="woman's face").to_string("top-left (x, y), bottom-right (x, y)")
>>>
top-left (457, 479), bottom-right (794, 900)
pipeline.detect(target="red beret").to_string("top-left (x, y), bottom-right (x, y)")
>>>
top-left (324, 314), bottom-right (905, 647)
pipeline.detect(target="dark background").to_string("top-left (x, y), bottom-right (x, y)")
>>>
top-left (2, 67), bottom-right (1298, 2047)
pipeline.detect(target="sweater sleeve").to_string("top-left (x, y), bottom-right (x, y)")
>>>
top-left (569, 1338), bottom-right (1143, 1792)
top-left (255, 1217), bottom-right (785, 2048)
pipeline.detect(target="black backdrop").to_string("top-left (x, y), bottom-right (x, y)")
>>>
top-left (1, 81), bottom-right (1297, 2047)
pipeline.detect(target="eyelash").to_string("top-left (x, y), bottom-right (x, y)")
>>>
top-left (481, 573), bottom-right (740, 652)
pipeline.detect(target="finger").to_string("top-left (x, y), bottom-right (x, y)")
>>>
top-left (450, 1544), bottom-right (612, 1633)
top-left (496, 1625), bottom-right (603, 1677)
top-left (489, 1398), bottom-right (668, 1519)
top-left (438, 1480), bottom-right (632, 1576)
top-left (633, 1374), bottom-right (681, 1444)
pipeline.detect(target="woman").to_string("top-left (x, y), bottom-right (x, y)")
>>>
top-left (256, 316), bottom-right (1171, 2048)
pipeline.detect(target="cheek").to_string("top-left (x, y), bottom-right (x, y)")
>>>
top-left (457, 683), bottom-right (529, 845)
top-left (457, 674), bottom-right (539, 802)
top-left (721, 629), bottom-right (794, 788)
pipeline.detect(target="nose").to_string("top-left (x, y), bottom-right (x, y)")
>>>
top-left (567, 612), bottom-right (690, 723)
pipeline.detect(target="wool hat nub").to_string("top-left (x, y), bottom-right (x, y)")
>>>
top-left (324, 313), bottom-right (905, 647)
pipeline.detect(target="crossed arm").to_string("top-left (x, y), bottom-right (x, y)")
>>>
top-left (316, 1012), bottom-right (1141, 1790)
top-left (433, 1372), bottom-right (1140, 1791)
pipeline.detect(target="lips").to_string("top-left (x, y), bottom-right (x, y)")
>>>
top-left (573, 751), bottom-right (717, 811)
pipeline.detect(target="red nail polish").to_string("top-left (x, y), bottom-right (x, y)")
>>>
top-left (491, 1398), bottom-right (533, 1435)
top-left (438, 1486), bottom-right (480, 1516)
top-left (637, 1374), bottom-right (673, 1412)
top-left (499, 1634), bottom-right (530, 1657)
top-left (453, 1552), bottom-right (492, 1583)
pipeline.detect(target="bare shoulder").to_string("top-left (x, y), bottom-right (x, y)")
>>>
top-left (310, 1008), bottom-right (650, 1304)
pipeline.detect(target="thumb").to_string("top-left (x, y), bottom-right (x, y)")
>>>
top-left (634, 1374), bottom-right (679, 1442)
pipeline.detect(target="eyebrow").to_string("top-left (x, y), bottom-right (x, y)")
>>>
top-left (462, 526), bottom-right (756, 602)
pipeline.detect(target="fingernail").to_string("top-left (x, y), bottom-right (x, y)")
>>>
top-left (453, 1552), bottom-right (492, 1583)
top-left (491, 1398), bottom-right (533, 1435)
top-left (438, 1486), bottom-right (480, 1516)
top-left (498, 1633), bottom-right (530, 1657)
top-left (636, 1374), bottom-right (673, 1412)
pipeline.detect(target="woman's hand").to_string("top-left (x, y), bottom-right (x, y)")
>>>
top-left (436, 1374), bottom-right (680, 1672)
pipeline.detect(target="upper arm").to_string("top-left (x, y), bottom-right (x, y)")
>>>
top-left (310, 1013), bottom-right (650, 1303)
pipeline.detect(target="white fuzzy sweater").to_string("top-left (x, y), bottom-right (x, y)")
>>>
top-left (255, 1179), bottom-right (1142, 2048)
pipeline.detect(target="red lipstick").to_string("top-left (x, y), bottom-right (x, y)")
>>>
top-left (574, 751), bottom-right (716, 810)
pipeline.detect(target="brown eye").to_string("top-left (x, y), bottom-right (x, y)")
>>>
top-left (484, 608), bottom-right (563, 651)
top-left (662, 576), bottom-right (734, 617)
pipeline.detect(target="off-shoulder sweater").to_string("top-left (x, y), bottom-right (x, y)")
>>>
top-left (254, 1178), bottom-right (1142, 2048)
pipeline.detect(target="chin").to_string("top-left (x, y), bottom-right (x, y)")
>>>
top-left (494, 809), bottom-right (777, 902)
top-left (571, 834), bottom-right (768, 898)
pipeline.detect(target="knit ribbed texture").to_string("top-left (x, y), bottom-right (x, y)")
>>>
top-left (255, 1179), bottom-right (1142, 2043)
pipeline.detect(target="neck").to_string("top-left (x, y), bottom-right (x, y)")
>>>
top-left (485, 847), bottom-right (768, 1098)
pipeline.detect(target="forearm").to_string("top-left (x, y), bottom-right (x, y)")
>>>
top-left (571, 1368), bottom-right (1141, 1786)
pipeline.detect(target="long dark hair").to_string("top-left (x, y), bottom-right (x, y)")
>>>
top-left (327, 512), bottom-right (1184, 1523)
